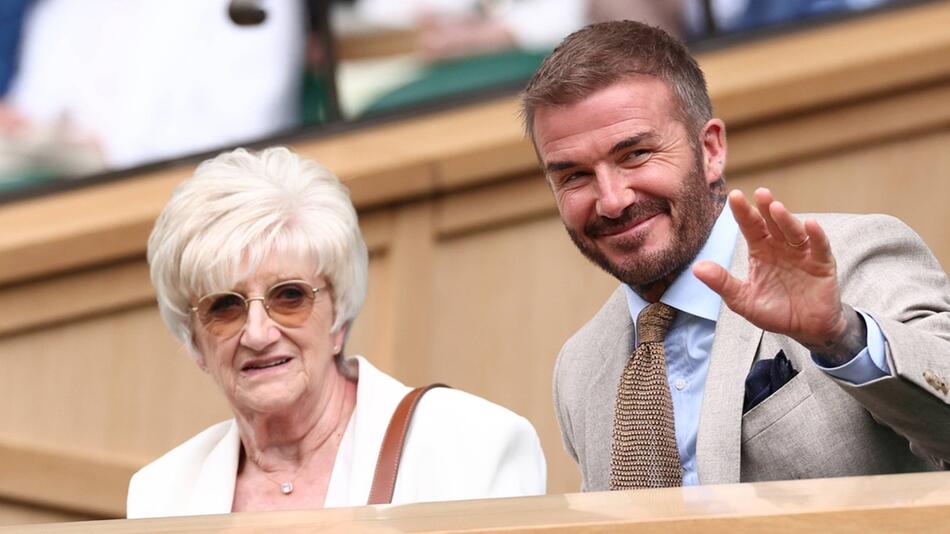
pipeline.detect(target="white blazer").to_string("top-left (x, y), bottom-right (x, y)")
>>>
top-left (127, 356), bottom-right (546, 518)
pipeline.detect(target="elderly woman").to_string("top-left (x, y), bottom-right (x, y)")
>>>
top-left (126, 147), bottom-right (546, 517)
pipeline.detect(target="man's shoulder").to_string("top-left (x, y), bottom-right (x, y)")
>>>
top-left (805, 212), bottom-right (916, 239)
top-left (127, 419), bottom-right (236, 517)
top-left (553, 284), bottom-right (632, 407)
top-left (559, 285), bottom-right (631, 361)
top-left (804, 212), bottom-right (928, 264)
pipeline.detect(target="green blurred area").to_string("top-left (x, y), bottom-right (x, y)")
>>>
top-left (0, 168), bottom-right (57, 192)
top-left (363, 49), bottom-right (547, 116)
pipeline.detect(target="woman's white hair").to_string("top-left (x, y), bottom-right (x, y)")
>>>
top-left (147, 146), bottom-right (368, 356)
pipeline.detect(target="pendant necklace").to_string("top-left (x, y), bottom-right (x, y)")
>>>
top-left (267, 471), bottom-right (295, 495)
top-left (259, 471), bottom-right (296, 495)
top-left (279, 481), bottom-right (294, 495)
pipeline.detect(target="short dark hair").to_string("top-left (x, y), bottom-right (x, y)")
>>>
top-left (521, 20), bottom-right (712, 143)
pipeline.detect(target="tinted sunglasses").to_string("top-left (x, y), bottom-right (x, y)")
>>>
top-left (191, 280), bottom-right (326, 338)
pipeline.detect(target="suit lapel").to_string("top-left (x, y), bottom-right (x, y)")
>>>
top-left (188, 420), bottom-right (241, 515)
top-left (582, 288), bottom-right (636, 491)
top-left (696, 235), bottom-right (763, 484)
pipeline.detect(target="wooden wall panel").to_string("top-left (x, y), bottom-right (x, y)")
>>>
top-left (345, 250), bottom-right (391, 373)
top-left (728, 127), bottom-right (950, 267)
top-left (0, 306), bottom-right (229, 459)
top-left (426, 215), bottom-right (619, 494)
top-left (0, 500), bottom-right (89, 526)
top-left (371, 203), bottom-right (438, 385)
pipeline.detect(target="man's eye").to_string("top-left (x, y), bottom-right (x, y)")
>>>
top-left (560, 171), bottom-right (589, 185)
top-left (626, 149), bottom-right (650, 161)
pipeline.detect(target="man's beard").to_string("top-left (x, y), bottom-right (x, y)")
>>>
top-left (565, 159), bottom-right (719, 292)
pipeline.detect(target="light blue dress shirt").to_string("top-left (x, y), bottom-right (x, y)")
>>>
top-left (622, 204), bottom-right (890, 485)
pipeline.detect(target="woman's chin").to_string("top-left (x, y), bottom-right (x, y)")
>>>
top-left (232, 380), bottom-right (306, 414)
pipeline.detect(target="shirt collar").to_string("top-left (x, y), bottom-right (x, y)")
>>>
top-left (623, 203), bottom-right (739, 323)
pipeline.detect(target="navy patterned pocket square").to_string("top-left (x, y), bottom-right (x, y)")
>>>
top-left (743, 350), bottom-right (799, 413)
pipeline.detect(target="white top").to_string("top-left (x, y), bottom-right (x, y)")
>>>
top-left (126, 356), bottom-right (546, 518)
top-left (8, 0), bottom-right (304, 168)
top-left (351, 0), bottom-right (586, 50)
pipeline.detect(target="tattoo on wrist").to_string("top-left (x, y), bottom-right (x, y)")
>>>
top-left (807, 304), bottom-right (867, 366)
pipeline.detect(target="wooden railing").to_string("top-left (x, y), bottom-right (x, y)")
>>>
top-left (4, 471), bottom-right (950, 533)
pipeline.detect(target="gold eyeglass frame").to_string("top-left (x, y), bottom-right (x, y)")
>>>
top-left (190, 280), bottom-right (327, 335)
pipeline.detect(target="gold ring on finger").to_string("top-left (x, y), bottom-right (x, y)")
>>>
top-left (786, 235), bottom-right (810, 248)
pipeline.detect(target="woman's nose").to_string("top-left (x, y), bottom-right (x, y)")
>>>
top-left (240, 299), bottom-right (280, 350)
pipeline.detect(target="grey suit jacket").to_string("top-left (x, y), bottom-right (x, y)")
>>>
top-left (554, 213), bottom-right (950, 491)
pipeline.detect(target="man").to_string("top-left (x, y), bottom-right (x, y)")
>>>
top-left (522, 20), bottom-right (950, 490)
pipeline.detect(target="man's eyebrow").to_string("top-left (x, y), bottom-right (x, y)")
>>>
top-left (608, 133), bottom-right (656, 156)
top-left (545, 160), bottom-right (579, 173)
top-left (543, 132), bottom-right (658, 173)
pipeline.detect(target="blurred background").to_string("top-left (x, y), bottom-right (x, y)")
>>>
top-left (0, 0), bottom-right (909, 195)
top-left (1, 0), bottom-right (948, 526)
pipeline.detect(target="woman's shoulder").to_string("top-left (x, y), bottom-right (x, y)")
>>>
top-left (354, 355), bottom-right (544, 474)
top-left (136, 419), bottom-right (237, 469)
top-left (355, 356), bottom-right (536, 439)
top-left (410, 386), bottom-right (542, 457)
top-left (395, 387), bottom-right (547, 500)
top-left (418, 387), bottom-right (528, 427)
top-left (126, 419), bottom-right (238, 518)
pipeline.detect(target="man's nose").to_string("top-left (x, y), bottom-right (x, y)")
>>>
top-left (594, 169), bottom-right (635, 219)
top-left (240, 299), bottom-right (279, 350)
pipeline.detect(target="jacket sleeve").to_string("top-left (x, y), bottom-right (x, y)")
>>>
top-left (829, 214), bottom-right (950, 466)
top-left (553, 346), bottom-right (580, 465)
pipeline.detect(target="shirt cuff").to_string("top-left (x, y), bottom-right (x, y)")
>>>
top-left (812, 309), bottom-right (891, 384)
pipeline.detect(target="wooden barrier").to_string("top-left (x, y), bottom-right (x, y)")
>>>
top-left (2, 1), bottom-right (950, 524)
top-left (4, 471), bottom-right (950, 532)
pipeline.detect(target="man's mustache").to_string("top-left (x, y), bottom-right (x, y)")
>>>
top-left (586, 198), bottom-right (670, 237)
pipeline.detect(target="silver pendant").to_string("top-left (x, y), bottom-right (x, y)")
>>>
top-left (280, 482), bottom-right (294, 495)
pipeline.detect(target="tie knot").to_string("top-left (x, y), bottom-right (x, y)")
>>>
top-left (637, 302), bottom-right (677, 344)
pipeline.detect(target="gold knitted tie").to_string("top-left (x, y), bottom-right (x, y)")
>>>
top-left (610, 301), bottom-right (682, 489)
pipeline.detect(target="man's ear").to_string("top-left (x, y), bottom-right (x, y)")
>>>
top-left (699, 118), bottom-right (727, 185)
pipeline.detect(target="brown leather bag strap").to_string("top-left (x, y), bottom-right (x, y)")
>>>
top-left (367, 383), bottom-right (449, 505)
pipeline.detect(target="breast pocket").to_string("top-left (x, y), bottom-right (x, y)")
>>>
top-left (739, 371), bottom-right (832, 481)
top-left (741, 370), bottom-right (813, 443)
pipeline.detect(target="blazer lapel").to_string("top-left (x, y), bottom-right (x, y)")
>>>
top-left (583, 301), bottom-right (635, 491)
top-left (696, 236), bottom-right (763, 484)
top-left (188, 420), bottom-right (241, 515)
top-left (331, 356), bottom-right (410, 505)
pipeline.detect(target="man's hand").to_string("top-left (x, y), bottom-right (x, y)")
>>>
top-left (693, 188), bottom-right (867, 365)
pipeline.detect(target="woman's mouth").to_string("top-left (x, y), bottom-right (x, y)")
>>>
top-left (242, 357), bottom-right (292, 373)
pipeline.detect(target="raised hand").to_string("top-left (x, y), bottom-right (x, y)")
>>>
top-left (693, 188), bottom-right (865, 363)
